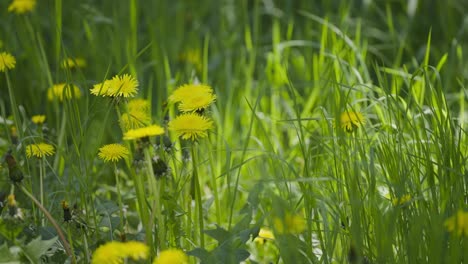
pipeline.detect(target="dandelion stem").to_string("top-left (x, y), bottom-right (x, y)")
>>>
top-left (191, 145), bottom-right (205, 248)
top-left (144, 147), bottom-right (165, 250)
top-left (113, 164), bottom-right (126, 238)
top-left (40, 158), bottom-right (45, 226)
top-left (53, 110), bottom-right (67, 172)
top-left (82, 231), bottom-right (90, 262)
top-left (185, 195), bottom-right (192, 249)
top-left (66, 225), bottom-right (75, 261)
top-left (128, 162), bottom-right (153, 254)
top-left (17, 184), bottom-right (73, 259)
top-left (207, 141), bottom-right (221, 225)
top-left (5, 72), bottom-right (23, 139)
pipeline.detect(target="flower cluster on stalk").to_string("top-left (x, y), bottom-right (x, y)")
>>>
top-left (168, 83), bottom-right (216, 141)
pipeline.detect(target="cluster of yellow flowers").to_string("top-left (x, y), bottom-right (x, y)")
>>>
top-left (0, 52), bottom-right (84, 143)
top-left (91, 241), bottom-right (188, 264)
top-left (120, 98), bottom-right (151, 131)
top-left (89, 73), bottom-right (165, 160)
top-left (168, 84), bottom-right (216, 112)
top-left (96, 84), bottom-right (217, 162)
top-left (2, 52), bottom-right (84, 104)
top-left (168, 84), bottom-right (216, 140)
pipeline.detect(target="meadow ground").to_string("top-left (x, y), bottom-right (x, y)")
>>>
top-left (0, 0), bottom-right (467, 263)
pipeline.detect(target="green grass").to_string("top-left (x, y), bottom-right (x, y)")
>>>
top-left (0, 0), bottom-right (467, 263)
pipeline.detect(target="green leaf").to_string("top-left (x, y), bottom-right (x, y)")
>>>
top-left (21, 236), bottom-right (58, 264)
top-left (99, 216), bottom-right (120, 230)
top-left (96, 201), bottom-right (119, 214)
top-left (0, 243), bottom-right (18, 263)
top-left (187, 248), bottom-right (210, 261)
top-left (0, 219), bottom-right (24, 241)
top-left (234, 249), bottom-right (250, 262)
top-left (247, 183), bottom-right (263, 207)
top-left (204, 225), bottom-right (231, 243)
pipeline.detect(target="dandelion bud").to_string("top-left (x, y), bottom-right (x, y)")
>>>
top-left (5, 152), bottom-right (24, 183)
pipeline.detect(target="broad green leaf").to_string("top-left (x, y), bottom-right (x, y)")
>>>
top-left (21, 237), bottom-right (58, 264)
top-left (0, 243), bottom-right (17, 262)
top-left (204, 225), bottom-right (231, 243)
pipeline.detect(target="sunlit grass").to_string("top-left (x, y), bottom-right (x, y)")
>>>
top-left (0, 1), bottom-right (467, 263)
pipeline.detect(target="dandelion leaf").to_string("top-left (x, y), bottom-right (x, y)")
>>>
top-left (204, 225), bottom-right (231, 243)
top-left (0, 243), bottom-right (18, 263)
top-left (21, 236), bottom-right (58, 263)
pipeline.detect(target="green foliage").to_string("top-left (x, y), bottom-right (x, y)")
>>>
top-left (0, 236), bottom-right (58, 264)
top-left (0, 0), bottom-right (467, 263)
top-left (21, 236), bottom-right (58, 264)
top-left (189, 214), bottom-right (259, 264)
top-left (0, 243), bottom-right (18, 263)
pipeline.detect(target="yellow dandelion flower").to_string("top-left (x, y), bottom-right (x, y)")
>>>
top-left (91, 75), bottom-right (139, 98)
top-left (26, 143), bottom-right (55, 158)
top-left (90, 80), bottom-right (113, 96)
top-left (120, 98), bottom-right (151, 131)
top-left (178, 92), bottom-right (216, 112)
top-left (91, 241), bottom-right (126, 264)
top-left (107, 74), bottom-right (139, 97)
top-left (153, 249), bottom-right (189, 264)
top-left (122, 241), bottom-right (149, 261)
top-left (7, 194), bottom-right (17, 207)
top-left (0, 52), bottom-right (16, 72)
top-left (127, 98), bottom-right (150, 112)
top-left (31, 115), bottom-right (46, 125)
top-left (61, 200), bottom-right (69, 210)
top-left (8, 0), bottom-right (36, 14)
top-left (444, 210), bottom-right (468, 237)
top-left (123, 125), bottom-right (165, 140)
top-left (47, 83), bottom-right (81, 101)
top-left (120, 110), bottom-right (151, 131)
top-left (10, 126), bottom-right (17, 137)
top-left (179, 49), bottom-right (203, 71)
top-left (392, 194), bottom-right (412, 206)
top-left (91, 241), bottom-right (148, 264)
top-left (98, 144), bottom-right (129, 163)
top-left (254, 228), bottom-right (275, 244)
top-left (340, 111), bottom-right (365, 133)
top-left (168, 113), bottom-right (213, 141)
top-left (168, 84), bottom-right (213, 103)
top-left (273, 212), bottom-right (306, 234)
top-left (61, 57), bottom-right (87, 69)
